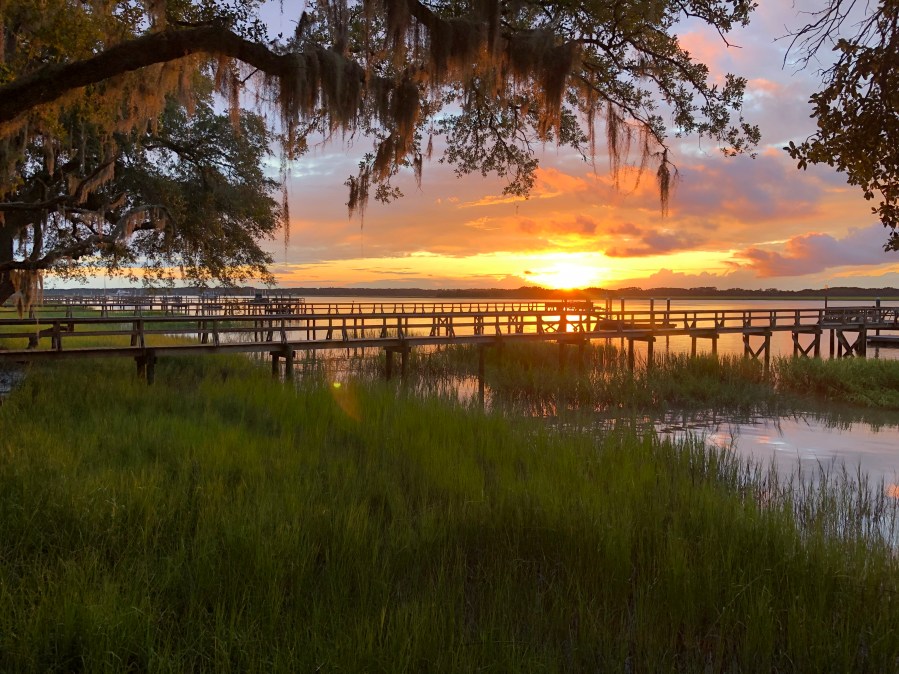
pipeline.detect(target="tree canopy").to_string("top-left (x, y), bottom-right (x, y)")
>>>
top-left (786, 0), bottom-right (899, 250)
top-left (0, 0), bottom-right (761, 306)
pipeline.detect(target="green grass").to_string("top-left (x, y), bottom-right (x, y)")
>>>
top-left (775, 356), bottom-right (899, 408)
top-left (0, 356), bottom-right (898, 670)
top-left (396, 342), bottom-right (899, 413)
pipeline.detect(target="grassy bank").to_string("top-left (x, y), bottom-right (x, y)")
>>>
top-left (398, 342), bottom-right (899, 413)
top-left (0, 356), bottom-right (898, 670)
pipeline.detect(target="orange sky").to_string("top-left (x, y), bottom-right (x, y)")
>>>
top-left (50, 2), bottom-right (896, 294)
top-left (265, 2), bottom-right (899, 292)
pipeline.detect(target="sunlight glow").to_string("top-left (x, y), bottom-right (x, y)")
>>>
top-left (269, 249), bottom-right (739, 290)
top-left (526, 262), bottom-right (603, 289)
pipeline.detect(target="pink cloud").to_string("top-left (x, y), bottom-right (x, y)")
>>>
top-left (602, 221), bottom-right (704, 257)
top-left (533, 167), bottom-right (591, 195)
top-left (747, 77), bottom-right (783, 96)
top-left (736, 224), bottom-right (896, 277)
top-left (608, 267), bottom-right (751, 290)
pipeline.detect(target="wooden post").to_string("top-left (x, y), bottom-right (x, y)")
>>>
top-left (829, 329), bottom-right (835, 359)
top-left (478, 345), bottom-right (486, 405)
top-left (711, 335), bottom-right (718, 356)
top-left (646, 336), bottom-right (655, 370)
top-left (650, 298), bottom-right (655, 327)
top-left (627, 338), bottom-right (635, 372)
top-left (271, 352), bottom-right (280, 378)
top-left (691, 335), bottom-right (697, 358)
top-left (284, 347), bottom-right (294, 381)
top-left (764, 333), bottom-right (771, 374)
top-left (146, 351), bottom-right (157, 385)
top-left (400, 347), bottom-right (409, 381)
top-left (876, 298), bottom-right (881, 336)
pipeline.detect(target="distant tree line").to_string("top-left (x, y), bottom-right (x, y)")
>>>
top-left (42, 285), bottom-right (899, 300)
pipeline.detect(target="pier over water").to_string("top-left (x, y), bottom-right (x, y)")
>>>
top-left (2, 297), bottom-right (898, 384)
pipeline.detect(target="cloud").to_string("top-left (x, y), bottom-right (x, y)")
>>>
top-left (532, 167), bottom-right (591, 195)
top-left (602, 221), bottom-right (704, 257)
top-left (672, 154), bottom-right (825, 223)
top-left (746, 77), bottom-right (783, 97)
top-left (458, 193), bottom-right (529, 208)
top-left (736, 224), bottom-right (895, 277)
top-left (519, 214), bottom-right (597, 236)
top-left (606, 267), bottom-right (753, 290)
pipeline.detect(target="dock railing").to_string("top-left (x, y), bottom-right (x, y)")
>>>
top-left (2, 303), bottom-right (897, 381)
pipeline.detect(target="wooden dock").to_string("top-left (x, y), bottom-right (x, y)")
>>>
top-left (2, 301), bottom-right (897, 387)
top-left (867, 335), bottom-right (899, 347)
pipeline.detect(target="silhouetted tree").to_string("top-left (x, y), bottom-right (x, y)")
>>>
top-left (786, 0), bottom-right (899, 250)
top-left (0, 0), bottom-right (760, 307)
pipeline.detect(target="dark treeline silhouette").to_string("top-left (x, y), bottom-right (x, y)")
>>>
top-left (41, 286), bottom-right (899, 300)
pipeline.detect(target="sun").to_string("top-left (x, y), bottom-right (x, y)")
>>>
top-left (527, 262), bottom-right (603, 289)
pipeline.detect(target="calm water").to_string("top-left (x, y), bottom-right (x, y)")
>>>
top-left (655, 410), bottom-right (899, 492)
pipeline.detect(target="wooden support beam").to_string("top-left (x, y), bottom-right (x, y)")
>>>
top-left (742, 332), bottom-right (771, 368)
top-left (271, 352), bottom-right (279, 378)
top-left (835, 328), bottom-right (867, 358)
top-left (146, 351), bottom-right (157, 385)
top-left (134, 350), bottom-right (157, 384)
top-left (689, 331), bottom-right (718, 357)
top-left (478, 345), bottom-right (486, 405)
top-left (284, 347), bottom-right (294, 381)
top-left (791, 329), bottom-right (821, 359)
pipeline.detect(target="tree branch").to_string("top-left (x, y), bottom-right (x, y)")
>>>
top-left (0, 205), bottom-right (171, 273)
top-left (0, 25), bottom-right (314, 127)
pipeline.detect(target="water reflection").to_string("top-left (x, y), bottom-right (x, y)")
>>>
top-left (0, 365), bottom-right (25, 400)
top-left (654, 410), bottom-right (899, 489)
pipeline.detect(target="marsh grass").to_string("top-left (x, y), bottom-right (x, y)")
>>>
top-left (775, 356), bottom-right (899, 409)
top-left (395, 342), bottom-right (776, 414)
top-left (1, 356), bottom-right (898, 670)
top-left (398, 342), bottom-right (899, 413)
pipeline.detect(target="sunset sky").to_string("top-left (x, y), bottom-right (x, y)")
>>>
top-left (257, 1), bottom-right (899, 292)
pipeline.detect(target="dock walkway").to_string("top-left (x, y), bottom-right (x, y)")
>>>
top-left (1, 300), bottom-right (897, 384)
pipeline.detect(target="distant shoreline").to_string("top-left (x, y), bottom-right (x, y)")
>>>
top-left (41, 285), bottom-right (899, 301)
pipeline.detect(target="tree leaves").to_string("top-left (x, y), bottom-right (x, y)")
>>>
top-left (786, 1), bottom-right (899, 250)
